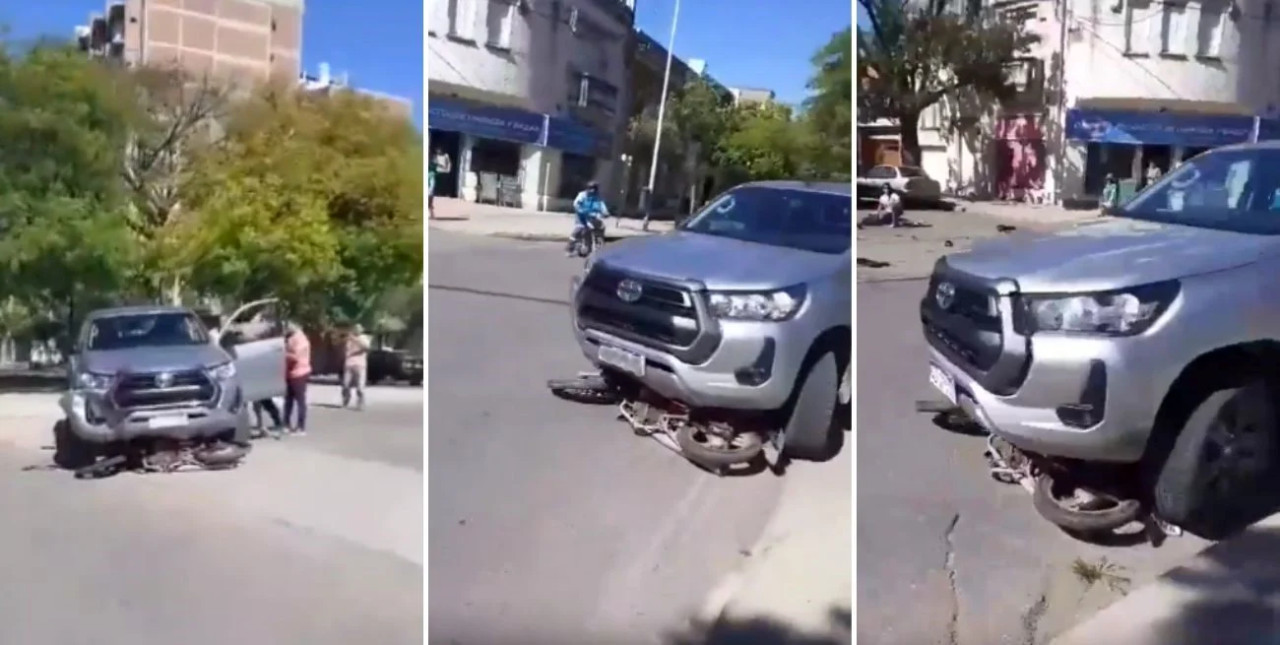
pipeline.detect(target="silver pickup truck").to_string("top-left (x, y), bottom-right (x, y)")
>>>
top-left (56, 300), bottom-right (287, 469)
top-left (922, 141), bottom-right (1280, 539)
top-left (569, 181), bottom-right (852, 466)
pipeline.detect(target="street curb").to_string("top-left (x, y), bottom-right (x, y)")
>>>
top-left (856, 273), bottom-right (930, 284)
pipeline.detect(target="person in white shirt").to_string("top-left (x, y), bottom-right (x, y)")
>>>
top-left (876, 185), bottom-right (903, 228)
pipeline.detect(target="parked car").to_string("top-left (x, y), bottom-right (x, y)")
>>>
top-left (857, 165), bottom-right (943, 205)
top-left (368, 348), bottom-right (423, 386)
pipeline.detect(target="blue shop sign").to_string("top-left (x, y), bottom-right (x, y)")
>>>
top-left (1065, 108), bottom-right (1255, 147)
top-left (428, 97), bottom-right (545, 145)
top-left (545, 116), bottom-right (611, 158)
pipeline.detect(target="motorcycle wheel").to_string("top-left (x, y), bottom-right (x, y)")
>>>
top-left (193, 442), bottom-right (250, 468)
top-left (547, 375), bottom-right (621, 404)
top-left (677, 422), bottom-right (764, 468)
top-left (1031, 471), bottom-right (1142, 533)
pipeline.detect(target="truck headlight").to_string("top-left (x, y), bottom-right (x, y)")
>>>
top-left (1017, 281), bottom-right (1180, 336)
top-left (707, 285), bottom-right (806, 321)
top-left (77, 372), bottom-right (113, 391)
top-left (208, 362), bottom-right (236, 380)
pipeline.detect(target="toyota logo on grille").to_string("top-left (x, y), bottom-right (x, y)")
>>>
top-left (155, 372), bottom-right (174, 388)
top-left (935, 282), bottom-right (956, 310)
top-left (616, 279), bottom-right (643, 303)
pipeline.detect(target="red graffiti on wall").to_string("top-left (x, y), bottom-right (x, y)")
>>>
top-left (994, 114), bottom-right (1047, 202)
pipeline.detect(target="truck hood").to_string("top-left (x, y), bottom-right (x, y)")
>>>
top-left (947, 218), bottom-right (1273, 293)
top-left (81, 344), bottom-right (231, 375)
top-left (595, 231), bottom-right (845, 290)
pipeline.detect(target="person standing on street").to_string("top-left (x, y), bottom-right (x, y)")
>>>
top-left (342, 323), bottom-right (369, 411)
top-left (283, 322), bottom-right (312, 436)
top-left (429, 148), bottom-right (452, 219)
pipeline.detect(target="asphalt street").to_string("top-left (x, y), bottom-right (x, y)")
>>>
top-left (0, 387), bottom-right (424, 644)
top-left (427, 232), bottom-right (786, 644)
top-left (856, 279), bottom-right (1207, 645)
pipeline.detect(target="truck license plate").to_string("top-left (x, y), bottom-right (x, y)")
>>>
top-left (148, 415), bottom-right (188, 430)
top-left (929, 364), bottom-right (957, 406)
top-left (598, 345), bottom-right (645, 377)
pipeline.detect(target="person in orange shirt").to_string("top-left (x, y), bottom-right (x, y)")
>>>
top-left (283, 322), bottom-right (312, 435)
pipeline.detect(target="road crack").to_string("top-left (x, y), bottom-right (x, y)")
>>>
top-left (1020, 590), bottom-right (1049, 645)
top-left (944, 512), bottom-right (960, 645)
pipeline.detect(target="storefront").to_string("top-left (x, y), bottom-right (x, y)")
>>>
top-left (426, 96), bottom-right (612, 210)
top-left (1064, 108), bottom-right (1262, 198)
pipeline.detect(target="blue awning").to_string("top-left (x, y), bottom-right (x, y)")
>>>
top-left (1064, 108), bottom-right (1255, 147)
top-left (428, 97), bottom-right (546, 146)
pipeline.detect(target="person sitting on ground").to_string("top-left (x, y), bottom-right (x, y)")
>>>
top-left (1100, 174), bottom-right (1119, 216)
top-left (867, 185), bottom-right (903, 228)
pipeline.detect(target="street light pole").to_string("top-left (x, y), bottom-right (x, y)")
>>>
top-left (642, 0), bottom-right (681, 231)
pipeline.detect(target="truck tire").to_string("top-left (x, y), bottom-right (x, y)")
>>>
top-left (781, 350), bottom-right (842, 461)
top-left (53, 418), bottom-right (96, 470)
top-left (1154, 383), bottom-right (1280, 539)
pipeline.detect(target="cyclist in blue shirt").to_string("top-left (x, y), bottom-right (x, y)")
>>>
top-left (567, 181), bottom-right (609, 256)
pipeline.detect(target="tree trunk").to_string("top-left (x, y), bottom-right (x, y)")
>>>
top-left (165, 275), bottom-right (183, 306)
top-left (897, 111), bottom-right (923, 168)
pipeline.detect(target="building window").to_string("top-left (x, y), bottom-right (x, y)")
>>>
top-left (448, 0), bottom-right (478, 41)
top-left (486, 0), bottom-right (516, 50)
top-left (1161, 1), bottom-right (1189, 56)
top-left (1196, 5), bottom-right (1227, 58)
top-left (567, 70), bottom-right (619, 116)
top-left (1125, 0), bottom-right (1153, 55)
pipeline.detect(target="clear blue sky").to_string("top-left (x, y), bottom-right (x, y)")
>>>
top-left (2, 0), bottom-right (424, 126)
top-left (634, 0), bottom-right (851, 107)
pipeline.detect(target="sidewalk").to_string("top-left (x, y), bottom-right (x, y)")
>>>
top-left (1052, 513), bottom-right (1280, 645)
top-left (428, 198), bottom-right (674, 241)
top-left (857, 203), bottom-right (1097, 283)
top-left (685, 446), bottom-right (852, 644)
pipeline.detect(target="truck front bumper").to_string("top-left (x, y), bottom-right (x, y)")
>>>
top-left (60, 388), bottom-right (243, 444)
top-left (927, 329), bottom-right (1167, 463)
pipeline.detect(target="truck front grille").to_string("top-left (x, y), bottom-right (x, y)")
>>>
top-left (922, 276), bottom-right (1004, 371)
top-left (577, 266), bottom-right (701, 349)
top-left (112, 369), bottom-right (217, 409)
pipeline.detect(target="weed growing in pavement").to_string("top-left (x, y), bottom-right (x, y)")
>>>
top-left (1071, 557), bottom-right (1132, 595)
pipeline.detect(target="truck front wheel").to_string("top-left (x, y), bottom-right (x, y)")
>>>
top-left (1154, 382), bottom-right (1280, 539)
top-left (781, 350), bottom-right (842, 462)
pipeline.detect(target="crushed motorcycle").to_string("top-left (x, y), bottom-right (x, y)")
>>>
top-left (547, 370), bottom-right (790, 476)
top-left (916, 399), bottom-right (1182, 542)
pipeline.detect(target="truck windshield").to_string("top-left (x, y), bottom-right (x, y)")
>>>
top-left (86, 312), bottom-right (210, 351)
top-left (681, 186), bottom-right (852, 254)
top-left (1120, 147), bottom-right (1280, 235)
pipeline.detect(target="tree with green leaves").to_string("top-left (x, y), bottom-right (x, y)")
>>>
top-left (802, 27), bottom-right (853, 179)
top-left (858, 0), bottom-right (1039, 164)
top-left (714, 102), bottom-right (808, 184)
top-left (179, 84), bottom-right (422, 327)
top-left (0, 42), bottom-right (139, 348)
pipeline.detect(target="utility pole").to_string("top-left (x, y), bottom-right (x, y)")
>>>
top-left (642, 0), bottom-right (681, 232)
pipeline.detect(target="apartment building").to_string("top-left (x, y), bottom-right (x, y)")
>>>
top-left (76, 0), bottom-right (303, 87)
top-left (427, 0), bottom-right (635, 210)
top-left (900, 0), bottom-right (1280, 204)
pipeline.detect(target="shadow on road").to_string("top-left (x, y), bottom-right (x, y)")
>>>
top-left (0, 369), bottom-right (64, 393)
top-left (668, 605), bottom-right (851, 645)
top-left (1149, 524), bottom-right (1280, 645)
